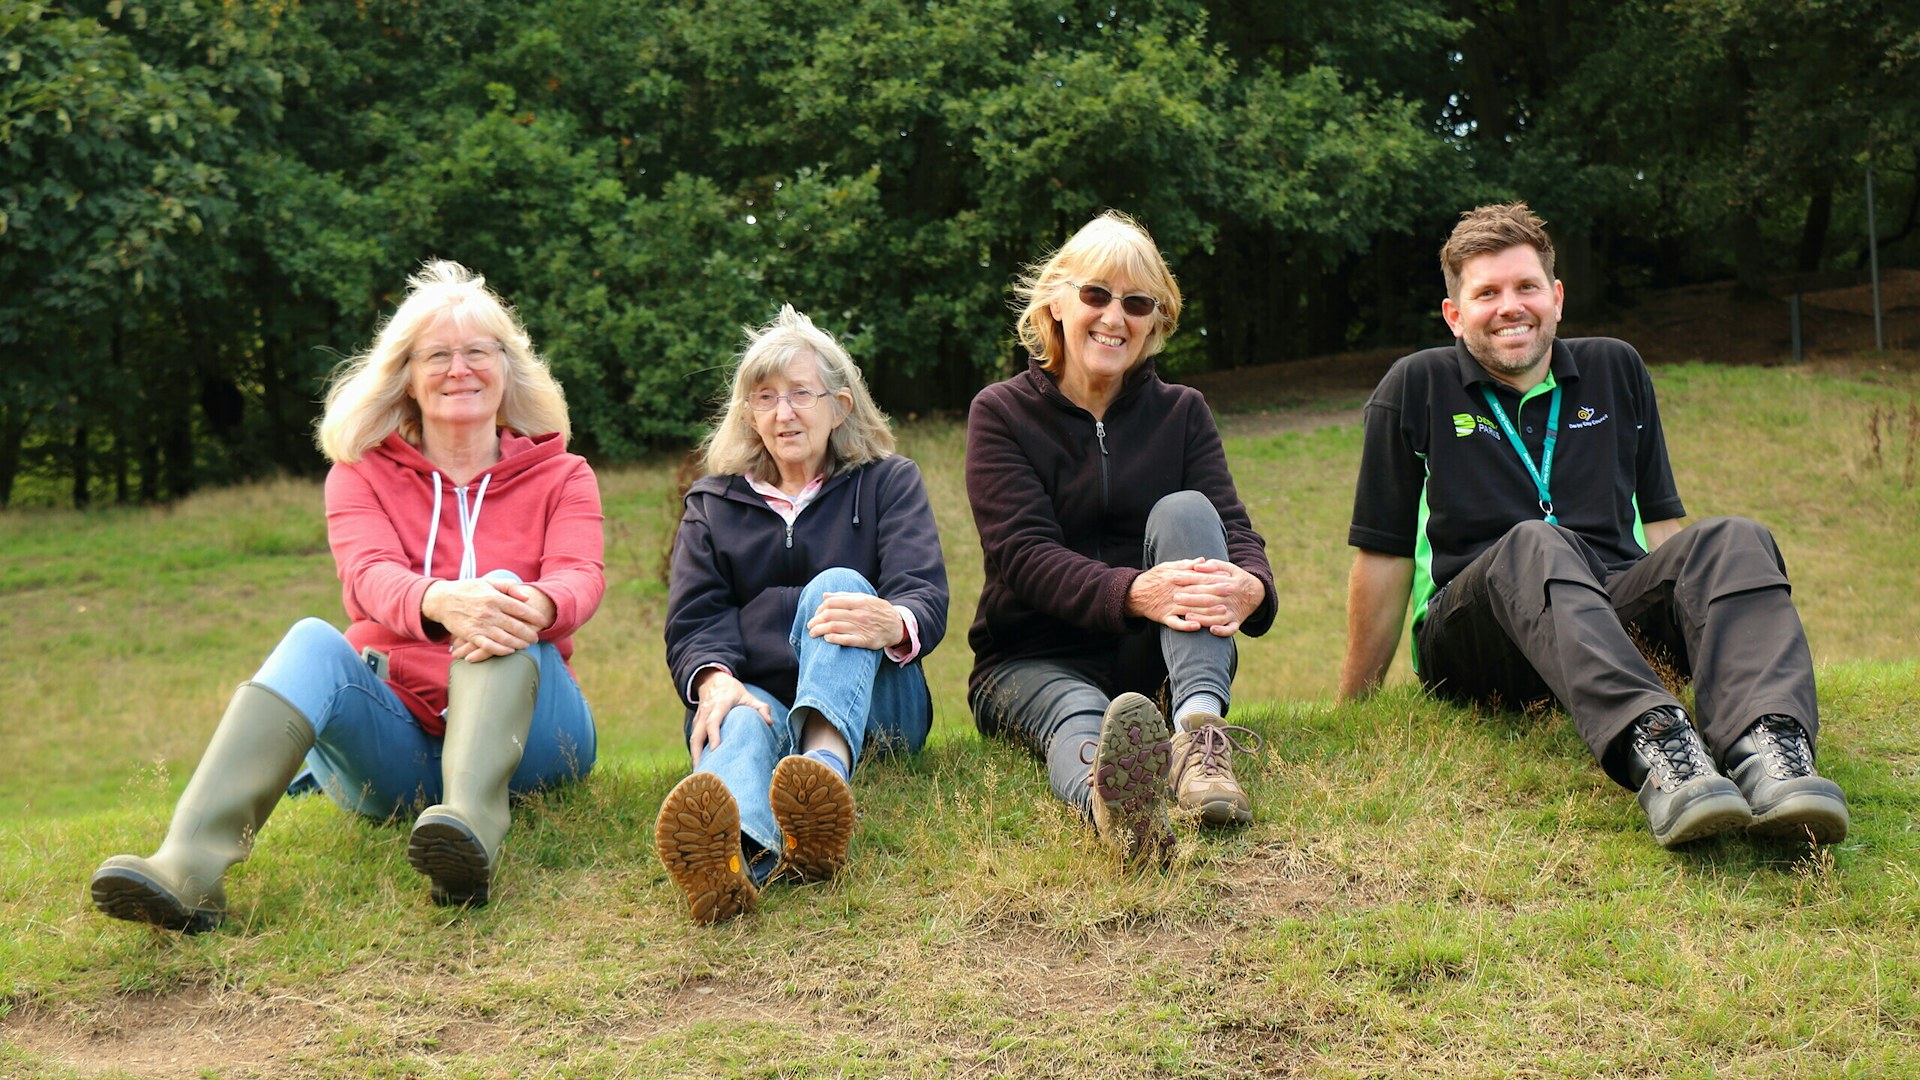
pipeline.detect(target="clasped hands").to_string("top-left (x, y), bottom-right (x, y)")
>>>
top-left (423, 577), bottom-right (557, 662)
top-left (1128, 557), bottom-right (1263, 636)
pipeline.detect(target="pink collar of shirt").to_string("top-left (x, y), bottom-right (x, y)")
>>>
top-left (746, 473), bottom-right (824, 525)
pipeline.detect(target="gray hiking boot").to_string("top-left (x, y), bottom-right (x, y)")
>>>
top-left (1622, 706), bottom-right (1752, 848)
top-left (1722, 715), bottom-right (1849, 844)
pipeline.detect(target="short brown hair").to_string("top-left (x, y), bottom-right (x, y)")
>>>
top-left (1440, 202), bottom-right (1556, 299)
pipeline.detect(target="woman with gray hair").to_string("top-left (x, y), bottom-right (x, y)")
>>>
top-left (90, 260), bottom-right (603, 931)
top-left (658, 305), bottom-right (947, 924)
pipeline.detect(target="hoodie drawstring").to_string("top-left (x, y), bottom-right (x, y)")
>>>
top-left (423, 474), bottom-right (444, 579)
top-left (423, 470), bottom-right (492, 580)
top-left (454, 473), bottom-right (491, 580)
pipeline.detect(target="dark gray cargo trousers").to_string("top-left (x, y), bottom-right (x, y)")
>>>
top-left (1416, 516), bottom-right (1817, 788)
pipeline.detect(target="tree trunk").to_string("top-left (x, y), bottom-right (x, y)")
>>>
top-left (111, 327), bottom-right (130, 503)
top-left (1726, 49), bottom-right (1769, 298)
top-left (112, 438), bottom-right (129, 504)
top-left (1730, 204), bottom-right (1771, 298)
top-left (71, 423), bottom-right (90, 509)
top-left (1797, 186), bottom-right (1832, 273)
top-left (1558, 223), bottom-right (1598, 320)
top-left (1453, 0), bottom-right (1512, 144)
top-left (140, 436), bottom-right (161, 503)
top-left (164, 411), bottom-right (194, 500)
top-left (0, 405), bottom-right (24, 509)
top-left (1202, 226), bottom-right (1291, 370)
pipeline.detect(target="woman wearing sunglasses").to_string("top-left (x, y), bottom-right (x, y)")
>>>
top-left (90, 261), bottom-right (603, 930)
top-left (965, 210), bottom-right (1277, 865)
top-left (657, 305), bottom-right (948, 923)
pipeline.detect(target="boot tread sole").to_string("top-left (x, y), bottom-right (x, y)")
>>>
top-left (1651, 788), bottom-right (1754, 847)
top-left (770, 756), bottom-right (855, 882)
top-left (1746, 789), bottom-right (1850, 844)
top-left (655, 773), bottom-right (757, 924)
top-left (408, 812), bottom-right (492, 907)
top-left (90, 864), bottom-right (223, 934)
top-left (1093, 693), bottom-right (1174, 865)
top-left (1182, 797), bottom-right (1254, 825)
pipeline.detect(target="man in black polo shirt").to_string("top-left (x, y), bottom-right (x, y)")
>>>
top-left (1341, 201), bottom-right (1849, 849)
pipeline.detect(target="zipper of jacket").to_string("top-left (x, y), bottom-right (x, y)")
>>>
top-left (1094, 419), bottom-right (1111, 512)
top-left (711, 475), bottom-right (836, 548)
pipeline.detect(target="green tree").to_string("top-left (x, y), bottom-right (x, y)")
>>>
top-left (6, 0), bottom-right (1914, 503)
top-left (0, 1), bottom-right (254, 505)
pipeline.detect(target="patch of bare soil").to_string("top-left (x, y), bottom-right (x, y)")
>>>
top-left (1178, 269), bottom-right (1920, 439)
top-left (4, 988), bottom-right (332, 1079)
top-left (1602, 268), bottom-right (1920, 370)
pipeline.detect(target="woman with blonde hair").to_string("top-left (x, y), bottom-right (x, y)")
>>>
top-left (657, 305), bottom-right (947, 924)
top-left (966, 210), bottom-right (1276, 865)
top-left (90, 260), bottom-right (604, 931)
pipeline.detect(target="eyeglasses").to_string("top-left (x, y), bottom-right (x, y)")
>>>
top-left (412, 342), bottom-right (500, 374)
top-left (1071, 283), bottom-right (1159, 318)
top-left (747, 387), bottom-right (824, 412)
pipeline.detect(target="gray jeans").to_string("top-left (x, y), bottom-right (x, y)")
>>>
top-left (969, 491), bottom-right (1239, 811)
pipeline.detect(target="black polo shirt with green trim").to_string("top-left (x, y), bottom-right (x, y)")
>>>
top-left (1348, 336), bottom-right (1686, 652)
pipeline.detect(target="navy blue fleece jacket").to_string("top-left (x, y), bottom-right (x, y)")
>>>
top-left (665, 454), bottom-right (949, 709)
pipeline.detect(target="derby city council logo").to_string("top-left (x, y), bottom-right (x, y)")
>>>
top-left (1567, 405), bottom-right (1610, 429)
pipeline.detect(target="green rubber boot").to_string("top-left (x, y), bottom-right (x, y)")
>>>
top-left (407, 650), bottom-right (538, 907)
top-left (90, 682), bottom-right (314, 933)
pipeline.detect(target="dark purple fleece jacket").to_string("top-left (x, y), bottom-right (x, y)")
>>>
top-left (964, 357), bottom-right (1276, 697)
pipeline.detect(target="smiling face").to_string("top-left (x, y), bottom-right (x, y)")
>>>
top-left (750, 353), bottom-right (849, 487)
top-left (1442, 244), bottom-right (1565, 390)
top-left (1049, 277), bottom-right (1154, 406)
top-left (407, 311), bottom-right (506, 439)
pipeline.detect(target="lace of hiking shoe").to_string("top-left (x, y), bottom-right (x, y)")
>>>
top-left (1184, 723), bottom-right (1263, 778)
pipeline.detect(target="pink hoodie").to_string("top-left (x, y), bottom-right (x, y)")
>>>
top-left (324, 430), bottom-right (605, 735)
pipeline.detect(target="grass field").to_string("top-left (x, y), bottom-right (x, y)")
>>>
top-left (3, 359), bottom-right (1919, 1077)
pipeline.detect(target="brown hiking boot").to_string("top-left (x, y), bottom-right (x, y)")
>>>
top-left (1083, 693), bottom-right (1174, 866)
top-left (1169, 718), bottom-right (1262, 825)
top-left (770, 754), bottom-right (855, 881)
top-left (655, 772), bottom-right (757, 925)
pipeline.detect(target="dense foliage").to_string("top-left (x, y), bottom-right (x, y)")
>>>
top-left (4, 0), bottom-right (1917, 505)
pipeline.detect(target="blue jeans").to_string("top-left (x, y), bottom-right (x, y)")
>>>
top-left (969, 491), bottom-right (1238, 812)
top-left (685, 568), bottom-right (931, 881)
top-left (267, 617), bottom-right (597, 819)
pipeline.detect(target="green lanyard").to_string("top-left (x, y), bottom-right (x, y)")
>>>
top-left (1479, 383), bottom-right (1560, 524)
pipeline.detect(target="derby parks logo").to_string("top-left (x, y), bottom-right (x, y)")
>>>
top-left (1452, 413), bottom-right (1503, 439)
